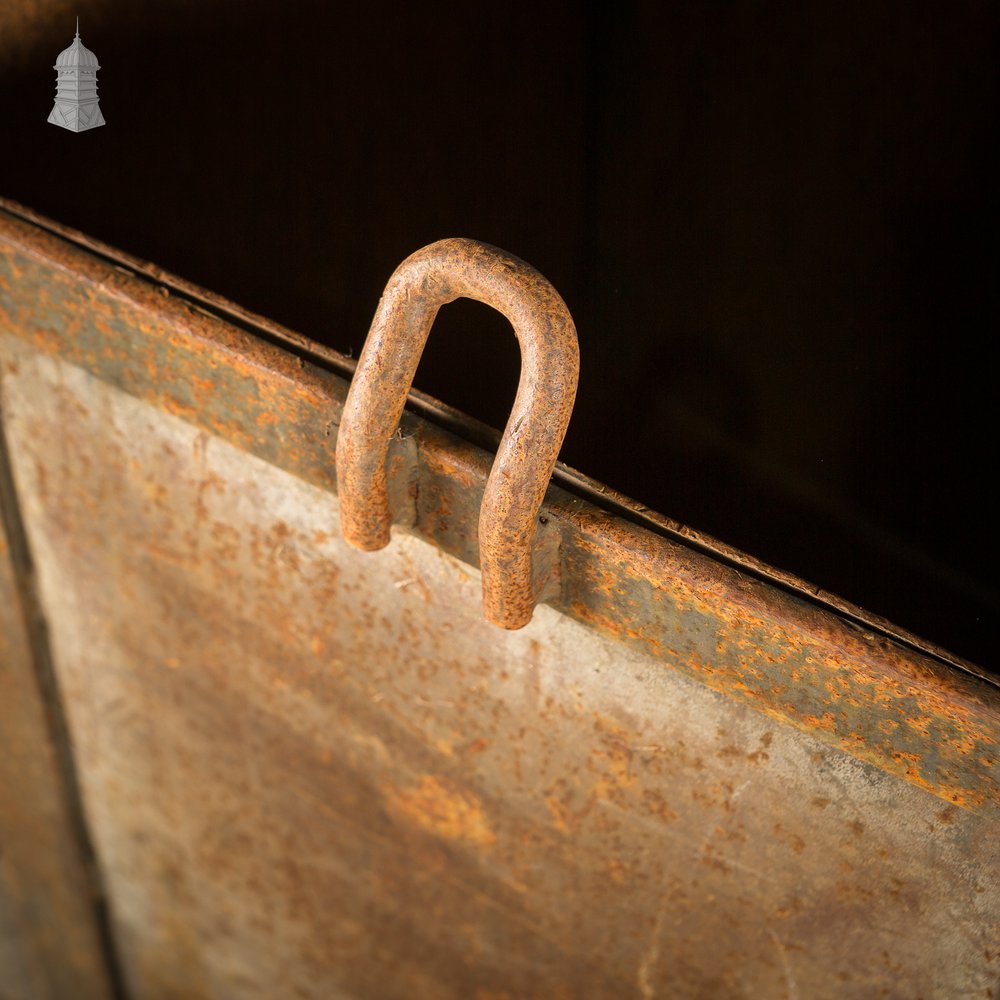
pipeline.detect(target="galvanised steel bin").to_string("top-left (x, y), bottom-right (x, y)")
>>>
top-left (1, 199), bottom-right (998, 1000)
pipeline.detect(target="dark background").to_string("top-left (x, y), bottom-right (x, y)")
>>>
top-left (1, 1), bottom-right (997, 669)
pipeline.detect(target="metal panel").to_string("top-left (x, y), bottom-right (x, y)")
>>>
top-left (0, 403), bottom-right (114, 998)
top-left (1, 205), bottom-right (999, 998)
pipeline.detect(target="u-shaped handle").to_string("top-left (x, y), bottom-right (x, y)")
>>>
top-left (336, 238), bottom-right (580, 630)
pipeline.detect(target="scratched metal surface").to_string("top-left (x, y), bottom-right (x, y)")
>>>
top-left (0, 440), bottom-right (114, 998)
top-left (1, 207), bottom-right (999, 998)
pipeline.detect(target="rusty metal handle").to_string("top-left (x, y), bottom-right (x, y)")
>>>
top-left (336, 238), bottom-right (579, 630)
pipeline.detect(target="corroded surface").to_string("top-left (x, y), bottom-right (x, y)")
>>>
top-left (1, 207), bottom-right (999, 998)
top-left (1, 195), bottom-right (987, 682)
top-left (0, 209), bottom-right (996, 810)
top-left (337, 238), bottom-right (579, 629)
top-left (2, 354), bottom-right (998, 999)
top-left (0, 429), bottom-right (113, 997)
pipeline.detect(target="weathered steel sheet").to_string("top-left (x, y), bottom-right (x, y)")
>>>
top-left (0, 423), bottom-right (114, 997)
top-left (1, 204), bottom-right (996, 810)
top-left (3, 344), bottom-right (998, 1000)
top-left (1, 206), bottom-right (999, 998)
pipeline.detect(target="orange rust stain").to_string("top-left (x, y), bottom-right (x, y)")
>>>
top-left (140, 479), bottom-right (168, 505)
top-left (160, 392), bottom-right (199, 422)
top-left (421, 444), bottom-right (486, 487)
top-left (905, 715), bottom-right (934, 738)
top-left (800, 712), bottom-right (838, 733)
top-left (592, 775), bottom-right (628, 806)
top-left (386, 775), bottom-right (495, 847)
top-left (589, 729), bottom-right (639, 797)
top-left (948, 733), bottom-right (979, 756)
top-left (606, 857), bottom-right (628, 883)
top-left (641, 789), bottom-right (678, 823)
top-left (773, 823), bottom-right (806, 855)
top-left (545, 794), bottom-right (571, 834)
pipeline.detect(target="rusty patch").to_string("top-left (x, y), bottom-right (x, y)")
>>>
top-left (2, 329), bottom-right (999, 998)
top-left (0, 204), bottom-right (998, 817)
top-left (385, 774), bottom-right (497, 847)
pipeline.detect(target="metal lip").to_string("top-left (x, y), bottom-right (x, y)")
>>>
top-left (0, 194), bottom-right (992, 688)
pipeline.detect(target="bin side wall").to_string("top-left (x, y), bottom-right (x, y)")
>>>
top-left (1, 205), bottom-right (997, 812)
top-left (2, 346), bottom-right (997, 1000)
top-left (0, 403), bottom-right (113, 999)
